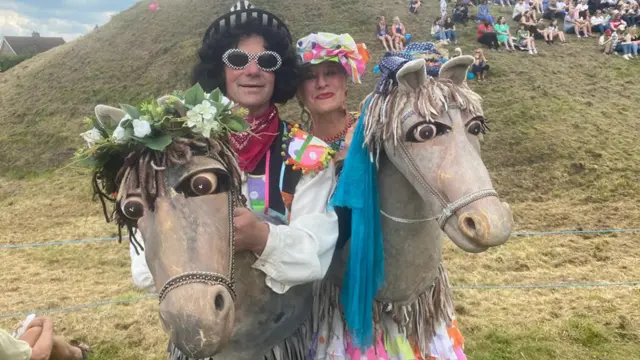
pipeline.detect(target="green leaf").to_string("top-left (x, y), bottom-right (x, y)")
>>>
top-left (138, 135), bottom-right (173, 151)
top-left (209, 88), bottom-right (223, 103)
top-left (90, 117), bottom-right (109, 137)
top-left (224, 116), bottom-right (249, 132)
top-left (184, 83), bottom-right (206, 107)
top-left (120, 104), bottom-right (141, 119)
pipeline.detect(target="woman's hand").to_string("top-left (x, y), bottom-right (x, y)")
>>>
top-left (234, 208), bottom-right (270, 255)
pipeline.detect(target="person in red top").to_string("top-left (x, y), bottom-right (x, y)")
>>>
top-left (477, 20), bottom-right (500, 49)
top-left (609, 11), bottom-right (627, 32)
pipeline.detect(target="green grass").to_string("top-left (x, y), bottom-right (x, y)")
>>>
top-left (1, 0), bottom-right (640, 359)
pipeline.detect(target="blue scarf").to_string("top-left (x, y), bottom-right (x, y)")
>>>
top-left (330, 96), bottom-right (385, 349)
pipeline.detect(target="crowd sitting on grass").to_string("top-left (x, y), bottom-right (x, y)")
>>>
top-left (374, 0), bottom-right (639, 85)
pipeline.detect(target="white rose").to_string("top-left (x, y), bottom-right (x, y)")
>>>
top-left (186, 109), bottom-right (203, 127)
top-left (132, 119), bottom-right (152, 138)
top-left (200, 104), bottom-right (217, 120)
top-left (112, 126), bottom-right (127, 143)
top-left (193, 100), bottom-right (212, 114)
top-left (81, 128), bottom-right (103, 148)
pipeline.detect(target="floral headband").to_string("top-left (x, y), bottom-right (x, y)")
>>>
top-left (296, 32), bottom-right (370, 84)
top-left (74, 84), bottom-right (249, 194)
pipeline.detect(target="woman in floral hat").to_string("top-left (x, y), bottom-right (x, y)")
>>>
top-left (296, 32), bottom-right (466, 360)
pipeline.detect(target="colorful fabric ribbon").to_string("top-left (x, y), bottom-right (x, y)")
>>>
top-left (297, 32), bottom-right (370, 84)
top-left (330, 96), bottom-right (385, 350)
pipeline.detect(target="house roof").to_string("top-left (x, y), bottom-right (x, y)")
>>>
top-left (2, 35), bottom-right (65, 56)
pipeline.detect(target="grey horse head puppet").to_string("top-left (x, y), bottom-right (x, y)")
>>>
top-left (317, 53), bottom-right (514, 356)
top-left (77, 85), bottom-right (316, 360)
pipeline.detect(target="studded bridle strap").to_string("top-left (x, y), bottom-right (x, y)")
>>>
top-left (157, 189), bottom-right (237, 304)
top-left (380, 189), bottom-right (498, 229)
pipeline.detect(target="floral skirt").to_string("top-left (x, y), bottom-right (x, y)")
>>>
top-left (311, 311), bottom-right (466, 360)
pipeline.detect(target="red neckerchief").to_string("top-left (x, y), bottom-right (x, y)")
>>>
top-left (229, 104), bottom-right (279, 173)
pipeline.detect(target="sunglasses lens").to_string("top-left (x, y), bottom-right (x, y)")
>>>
top-left (257, 52), bottom-right (281, 71)
top-left (225, 50), bottom-right (250, 68)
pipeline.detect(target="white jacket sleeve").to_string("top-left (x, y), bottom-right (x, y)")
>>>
top-left (251, 161), bottom-right (339, 294)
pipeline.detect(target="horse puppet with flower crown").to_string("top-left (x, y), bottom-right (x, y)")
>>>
top-left (77, 84), bottom-right (323, 360)
top-left (313, 54), bottom-right (514, 358)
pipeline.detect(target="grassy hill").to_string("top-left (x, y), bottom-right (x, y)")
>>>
top-left (1, 0), bottom-right (639, 359)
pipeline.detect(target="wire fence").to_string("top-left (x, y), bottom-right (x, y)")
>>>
top-left (2, 281), bottom-right (640, 319)
top-left (2, 228), bottom-right (639, 319)
top-left (2, 227), bottom-right (640, 250)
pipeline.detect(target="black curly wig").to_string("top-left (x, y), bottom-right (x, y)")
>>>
top-left (192, 17), bottom-right (300, 105)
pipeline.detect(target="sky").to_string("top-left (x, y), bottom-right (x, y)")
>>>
top-left (0, 0), bottom-right (138, 41)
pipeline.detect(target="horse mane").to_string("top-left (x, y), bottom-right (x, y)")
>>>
top-left (360, 77), bottom-right (483, 154)
top-left (91, 136), bottom-right (243, 251)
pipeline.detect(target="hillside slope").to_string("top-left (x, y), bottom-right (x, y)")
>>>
top-left (0, 0), bottom-right (375, 175)
top-left (2, 1), bottom-right (640, 359)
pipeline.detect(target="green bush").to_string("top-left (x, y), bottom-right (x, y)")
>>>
top-left (0, 54), bottom-right (33, 71)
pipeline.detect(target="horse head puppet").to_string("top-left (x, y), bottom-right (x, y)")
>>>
top-left (325, 54), bottom-right (514, 355)
top-left (79, 85), bottom-right (314, 360)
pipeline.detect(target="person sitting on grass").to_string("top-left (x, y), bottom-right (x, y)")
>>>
top-left (410, 0), bottom-right (422, 14)
top-left (471, 48), bottom-right (490, 81)
top-left (608, 10), bottom-right (628, 32)
top-left (0, 316), bottom-right (90, 360)
top-left (376, 16), bottom-right (395, 51)
top-left (521, 10), bottom-right (542, 35)
top-left (431, 17), bottom-right (448, 41)
top-left (544, 0), bottom-right (567, 19)
top-left (619, 26), bottom-right (637, 59)
top-left (590, 9), bottom-right (608, 33)
top-left (545, 18), bottom-right (567, 44)
top-left (495, 16), bottom-right (517, 50)
top-left (513, 0), bottom-right (530, 21)
top-left (564, 8), bottom-right (590, 38)
top-left (603, 25), bottom-right (621, 54)
top-left (391, 16), bottom-right (407, 51)
top-left (443, 16), bottom-right (459, 43)
top-left (477, 19), bottom-right (500, 49)
top-left (453, 0), bottom-right (470, 24)
top-left (476, 0), bottom-right (495, 23)
top-left (517, 22), bottom-right (538, 54)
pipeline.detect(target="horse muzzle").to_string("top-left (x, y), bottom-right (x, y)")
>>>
top-left (445, 193), bottom-right (513, 252)
top-left (159, 282), bottom-right (235, 358)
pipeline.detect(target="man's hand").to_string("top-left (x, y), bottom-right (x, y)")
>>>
top-left (234, 208), bottom-right (270, 255)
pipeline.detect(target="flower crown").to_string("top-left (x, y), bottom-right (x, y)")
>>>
top-left (74, 83), bottom-right (249, 190)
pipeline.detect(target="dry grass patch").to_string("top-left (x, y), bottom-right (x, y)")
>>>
top-left (1, 0), bottom-right (639, 359)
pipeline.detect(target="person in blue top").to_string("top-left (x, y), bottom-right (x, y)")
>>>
top-left (475, 0), bottom-right (495, 23)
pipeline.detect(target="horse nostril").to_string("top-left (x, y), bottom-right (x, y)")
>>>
top-left (464, 216), bottom-right (477, 232)
top-left (214, 293), bottom-right (225, 311)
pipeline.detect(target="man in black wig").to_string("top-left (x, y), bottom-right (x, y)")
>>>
top-left (191, 0), bottom-right (338, 335)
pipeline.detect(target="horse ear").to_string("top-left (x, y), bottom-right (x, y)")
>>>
top-left (395, 59), bottom-right (427, 92)
top-left (157, 95), bottom-right (187, 117)
top-left (94, 105), bottom-right (126, 128)
top-left (439, 55), bottom-right (474, 85)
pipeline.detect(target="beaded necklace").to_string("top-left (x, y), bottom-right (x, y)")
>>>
top-left (312, 113), bottom-right (356, 152)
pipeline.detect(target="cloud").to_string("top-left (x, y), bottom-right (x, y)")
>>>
top-left (0, 0), bottom-right (134, 41)
top-left (0, 9), bottom-right (97, 40)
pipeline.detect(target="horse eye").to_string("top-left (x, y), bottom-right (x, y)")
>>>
top-left (414, 124), bottom-right (437, 142)
top-left (467, 120), bottom-right (484, 136)
top-left (122, 196), bottom-right (145, 220)
top-left (190, 172), bottom-right (218, 196)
